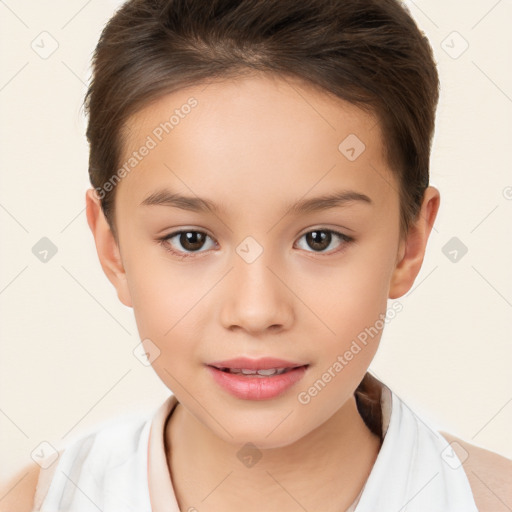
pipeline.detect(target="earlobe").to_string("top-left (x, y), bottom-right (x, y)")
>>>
top-left (85, 189), bottom-right (133, 308)
top-left (388, 186), bottom-right (441, 299)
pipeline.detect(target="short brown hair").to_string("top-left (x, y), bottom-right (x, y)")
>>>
top-left (84, 0), bottom-right (439, 241)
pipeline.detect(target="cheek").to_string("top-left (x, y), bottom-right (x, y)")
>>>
top-left (123, 248), bottom-right (209, 377)
top-left (295, 266), bottom-right (388, 423)
top-left (298, 241), bottom-right (396, 396)
top-left (302, 248), bottom-right (393, 337)
top-left (124, 242), bottom-right (198, 330)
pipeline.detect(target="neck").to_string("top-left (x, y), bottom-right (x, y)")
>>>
top-left (166, 394), bottom-right (382, 512)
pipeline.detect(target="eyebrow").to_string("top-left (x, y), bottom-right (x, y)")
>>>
top-left (140, 188), bottom-right (373, 215)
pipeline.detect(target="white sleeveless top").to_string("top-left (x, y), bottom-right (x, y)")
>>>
top-left (32, 377), bottom-right (479, 512)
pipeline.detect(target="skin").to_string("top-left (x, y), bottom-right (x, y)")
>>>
top-left (86, 72), bottom-right (440, 511)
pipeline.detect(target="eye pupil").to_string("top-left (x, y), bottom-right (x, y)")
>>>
top-left (306, 230), bottom-right (331, 251)
top-left (181, 231), bottom-right (206, 251)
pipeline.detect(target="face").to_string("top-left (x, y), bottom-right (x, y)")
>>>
top-left (105, 73), bottom-right (408, 448)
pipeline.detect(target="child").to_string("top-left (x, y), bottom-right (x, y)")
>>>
top-left (2, 0), bottom-right (511, 510)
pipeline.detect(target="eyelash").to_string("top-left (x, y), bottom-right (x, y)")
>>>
top-left (158, 228), bottom-right (354, 260)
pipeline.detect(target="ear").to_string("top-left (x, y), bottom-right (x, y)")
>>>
top-left (389, 186), bottom-right (440, 299)
top-left (85, 188), bottom-right (133, 308)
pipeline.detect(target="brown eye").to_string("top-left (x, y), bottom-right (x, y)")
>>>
top-left (296, 229), bottom-right (353, 254)
top-left (305, 230), bottom-right (331, 251)
top-left (161, 230), bottom-right (216, 257)
top-left (179, 231), bottom-right (207, 251)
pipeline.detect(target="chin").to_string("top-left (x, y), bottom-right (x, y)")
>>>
top-left (208, 413), bottom-right (309, 450)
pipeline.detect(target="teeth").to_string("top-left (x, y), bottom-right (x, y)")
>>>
top-left (256, 368), bottom-right (279, 376)
top-left (222, 367), bottom-right (293, 376)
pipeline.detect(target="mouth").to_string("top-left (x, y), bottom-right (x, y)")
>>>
top-left (210, 366), bottom-right (307, 377)
top-left (205, 360), bottom-right (310, 400)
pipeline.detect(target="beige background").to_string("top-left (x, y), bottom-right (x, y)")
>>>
top-left (1, 0), bottom-right (511, 479)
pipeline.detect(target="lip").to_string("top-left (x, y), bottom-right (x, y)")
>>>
top-left (206, 358), bottom-right (309, 400)
top-left (207, 357), bottom-right (307, 370)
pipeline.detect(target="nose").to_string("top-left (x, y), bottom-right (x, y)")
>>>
top-left (219, 250), bottom-right (294, 334)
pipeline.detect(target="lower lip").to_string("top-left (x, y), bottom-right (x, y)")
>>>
top-left (206, 365), bottom-right (308, 400)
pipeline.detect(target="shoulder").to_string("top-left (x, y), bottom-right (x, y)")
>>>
top-left (439, 430), bottom-right (512, 512)
top-left (0, 447), bottom-right (66, 512)
top-left (0, 461), bottom-right (41, 512)
top-left (0, 409), bottom-right (158, 512)
top-left (0, 414), bottom-right (149, 512)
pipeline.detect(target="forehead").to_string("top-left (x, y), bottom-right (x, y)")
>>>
top-left (117, 72), bottom-right (398, 217)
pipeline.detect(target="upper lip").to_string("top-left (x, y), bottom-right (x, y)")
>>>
top-left (207, 357), bottom-right (308, 370)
